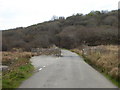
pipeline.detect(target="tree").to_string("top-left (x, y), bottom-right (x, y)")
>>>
top-left (51, 15), bottom-right (58, 21)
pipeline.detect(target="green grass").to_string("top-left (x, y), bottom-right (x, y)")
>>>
top-left (102, 72), bottom-right (120, 88)
top-left (2, 58), bottom-right (34, 89)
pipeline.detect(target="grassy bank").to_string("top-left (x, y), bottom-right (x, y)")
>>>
top-left (82, 54), bottom-right (120, 87)
top-left (2, 52), bottom-right (35, 88)
top-left (71, 45), bottom-right (120, 87)
top-left (2, 47), bottom-right (61, 89)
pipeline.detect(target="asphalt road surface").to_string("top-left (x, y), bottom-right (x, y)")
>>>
top-left (19, 50), bottom-right (117, 88)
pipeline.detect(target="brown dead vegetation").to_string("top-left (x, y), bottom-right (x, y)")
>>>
top-left (72, 45), bottom-right (119, 80)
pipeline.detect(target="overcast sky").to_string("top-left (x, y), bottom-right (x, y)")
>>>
top-left (0, 0), bottom-right (119, 30)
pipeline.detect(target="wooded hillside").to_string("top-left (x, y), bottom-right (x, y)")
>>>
top-left (2, 10), bottom-right (118, 51)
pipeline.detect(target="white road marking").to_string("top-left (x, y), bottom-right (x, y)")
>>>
top-left (39, 68), bottom-right (42, 71)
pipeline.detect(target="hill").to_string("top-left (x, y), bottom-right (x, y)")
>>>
top-left (2, 10), bottom-right (118, 51)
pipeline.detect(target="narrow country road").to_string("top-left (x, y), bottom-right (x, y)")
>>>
top-left (19, 50), bottom-right (117, 88)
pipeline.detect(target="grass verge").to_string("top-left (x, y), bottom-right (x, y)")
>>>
top-left (71, 49), bottom-right (120, 88)
top-left (82, 55), bottom-right (120, 87)
top-left (2, 52), bottom-right (35, 89)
